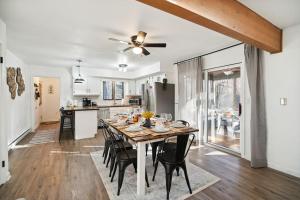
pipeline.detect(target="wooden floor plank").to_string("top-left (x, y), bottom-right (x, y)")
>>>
top-left (0, 123), bottom-right (299, 200)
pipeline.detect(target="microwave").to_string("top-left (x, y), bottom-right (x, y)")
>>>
top-left (128, 98), bottom-right (141, 105)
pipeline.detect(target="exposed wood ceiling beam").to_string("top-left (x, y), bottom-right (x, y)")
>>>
top-left (137, 0), bottom-right (282, 53)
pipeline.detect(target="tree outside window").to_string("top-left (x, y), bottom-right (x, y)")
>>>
top-left (103, 81), bottom-right (124, 100)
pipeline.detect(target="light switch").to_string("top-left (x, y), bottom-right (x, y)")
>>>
top-left (280, 98), bottom-right (287, 105)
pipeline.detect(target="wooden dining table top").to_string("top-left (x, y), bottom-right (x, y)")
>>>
top-left (105, 120), bottom-right (199, 143)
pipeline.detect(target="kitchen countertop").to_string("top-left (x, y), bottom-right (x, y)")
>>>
top-left (64, 106), bottom-right (100, 111)
top-left (98, 104), bottom-right (140, 108)
top-left (64, 105), bottom-right (140, 111)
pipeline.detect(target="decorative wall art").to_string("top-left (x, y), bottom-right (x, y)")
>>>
top-left (6, 67), bottom-right (17, 99)
top-left (48, 85), bottom-right (54, 94)
top-left (34, 83), bottom-right (40, 100)
top-left (16, 68), bottom-right (25, 96)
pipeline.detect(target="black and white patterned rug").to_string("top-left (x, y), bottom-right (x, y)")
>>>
top-left (91, 151), bottom-right (220, 200)
top-left (29, 130), bottom-right (56, 145)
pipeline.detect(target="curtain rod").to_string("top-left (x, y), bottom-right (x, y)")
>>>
top-left (174, 42), bottom-right (243, 65)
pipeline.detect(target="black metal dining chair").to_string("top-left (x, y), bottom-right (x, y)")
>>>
top-left (107, 127), bottom-right (150, 195)
top-left (152, 133), bottom-right (195, 200)
top-left (105, 131), bottom-right (133, 177)
top-left (150, 120), bottom-right (190, 166)
top-left (99, 119), bottom-right (123, 164)
top-left (59, 107), bottom-right (74, 142)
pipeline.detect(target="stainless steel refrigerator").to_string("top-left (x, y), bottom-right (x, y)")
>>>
top-left (142, 82), bottom-right (175, 118)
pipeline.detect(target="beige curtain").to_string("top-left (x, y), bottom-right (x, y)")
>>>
top-left (178, 57), bottom-right (202, 129)
top-left (244, 44), bottom-right (267, 168)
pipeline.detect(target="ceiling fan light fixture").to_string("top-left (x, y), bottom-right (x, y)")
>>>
top-left (132, 47), bottom-right (142, 54)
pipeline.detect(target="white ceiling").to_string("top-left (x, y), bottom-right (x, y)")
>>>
top-left (0, 0), bottom-right (237, 70)
top-left (239, 0), bottom-right (300, 28)
top-left (0, 0), bottom-right (299, 71)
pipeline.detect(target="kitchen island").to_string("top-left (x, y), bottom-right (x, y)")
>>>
top-left (64, 106), bottom-right (99, 140)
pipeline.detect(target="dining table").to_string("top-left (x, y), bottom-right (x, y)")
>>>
top-left (105, 119), bottom-right (199, 197)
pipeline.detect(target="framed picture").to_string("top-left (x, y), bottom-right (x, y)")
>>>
top-left (48, 85), bottom-right (54, 94)
top-left (103, 81), bottom-right (113, 100)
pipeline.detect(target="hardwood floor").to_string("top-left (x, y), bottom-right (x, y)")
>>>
top-left (0, 123), bottom-right (299, 200)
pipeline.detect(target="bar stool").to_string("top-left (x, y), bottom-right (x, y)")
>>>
top-left (59, 107), bottom-right (74, 142)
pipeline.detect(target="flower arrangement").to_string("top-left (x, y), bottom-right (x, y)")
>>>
top-left (142, 111), bottom-right (154, 119)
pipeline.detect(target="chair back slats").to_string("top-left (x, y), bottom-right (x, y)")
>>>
top-left (60, 107), bottom-right (73, 116)
top-left (103, 123), bottom-right (131, 160)
top-left (161, 132), bottom-right (195, 163)
top-left (176, 120), bottom-right (190, 127)
top-left (175, 134), bottom-right (189, 162)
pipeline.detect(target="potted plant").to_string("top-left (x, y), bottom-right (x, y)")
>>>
top-left (142, 111), bottom-right (154, 128)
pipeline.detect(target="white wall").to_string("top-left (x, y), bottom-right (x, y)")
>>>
top-left (40, 77), bottom-right (60, 122)
top-left (5, 50), bottom-right (31, 145)
top-left (263, 24), bottom-right (300, 177)
top-left (0, 18), bottom-right (10, 186)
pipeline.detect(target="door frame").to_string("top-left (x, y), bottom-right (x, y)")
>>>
top-left (31, 76), bottom-right (61, 131)
top-left (202, 62), bottom-right (246, 157)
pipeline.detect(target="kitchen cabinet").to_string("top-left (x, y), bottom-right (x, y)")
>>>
top-left (73, 77), bottom-right (100, 96)
top-left (109, 107), bottom-right (134, 118)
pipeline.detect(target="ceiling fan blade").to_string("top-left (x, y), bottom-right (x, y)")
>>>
top-left (136, 31), bottom-right (147, 43)
top-left (142, 47), bottom-right (150, 56)
top-left (108, 38), bottom-right (131, 45)
top-left (123, 46), bottom-right (133, 52)
top-left (143, 43), bottom-right (167, 48)
top-left (131, 35), bottom-right (137, 43)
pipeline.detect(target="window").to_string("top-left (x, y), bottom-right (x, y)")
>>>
top-left (114, 81), bottom-right (124, 100)
top-left (103, 81), bottom-right (113, 100)
top-left (103, 81), bottom-right (124, 100)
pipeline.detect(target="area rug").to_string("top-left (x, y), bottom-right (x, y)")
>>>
top-left (29, 130), bottom-right (56, 145)
top-left (91, 151), bottom-right (220, 200)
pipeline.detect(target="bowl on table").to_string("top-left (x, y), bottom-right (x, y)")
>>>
top-left (170, 121), bottom-right (186, 128)
top-left (125, 124), bottom-right (143, 132)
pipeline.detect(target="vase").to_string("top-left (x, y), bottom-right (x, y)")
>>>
top-left (144, 118), bottom-right (151, 128)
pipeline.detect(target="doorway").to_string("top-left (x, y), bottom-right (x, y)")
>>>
top-left (33, 77), bottom-right (60, 130)
top-left (204, 66), bottom-right (242, 153)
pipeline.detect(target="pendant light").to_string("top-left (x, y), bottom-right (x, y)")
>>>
top-left (118, 64), bottom-right (128, 72)
top-left (74, 59), bottom-right (85, 83)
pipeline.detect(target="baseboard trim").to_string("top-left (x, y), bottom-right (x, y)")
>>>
top-left (205, 143), bottom-right (241, 157)
top-left (0, 169), bottom-right (11, 186)
top-left (268, 162), bottom-right (300, 178)
top-left (8, 128), bottom-right (32, 150)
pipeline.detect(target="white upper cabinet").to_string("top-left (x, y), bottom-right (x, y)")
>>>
top-left (88, 78), bottom-right (101, 95)
top-left (73, 77), bottom-right (100, 96)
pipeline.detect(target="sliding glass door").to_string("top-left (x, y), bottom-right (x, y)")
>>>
top-left (205, 66), bottom-right (241, 153)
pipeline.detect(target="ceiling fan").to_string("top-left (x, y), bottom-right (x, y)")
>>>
top-left (109, 31), bottom-right (167, 56)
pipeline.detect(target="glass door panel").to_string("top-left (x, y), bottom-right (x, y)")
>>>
top-left (207, 67), bottom-right (241, 152)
